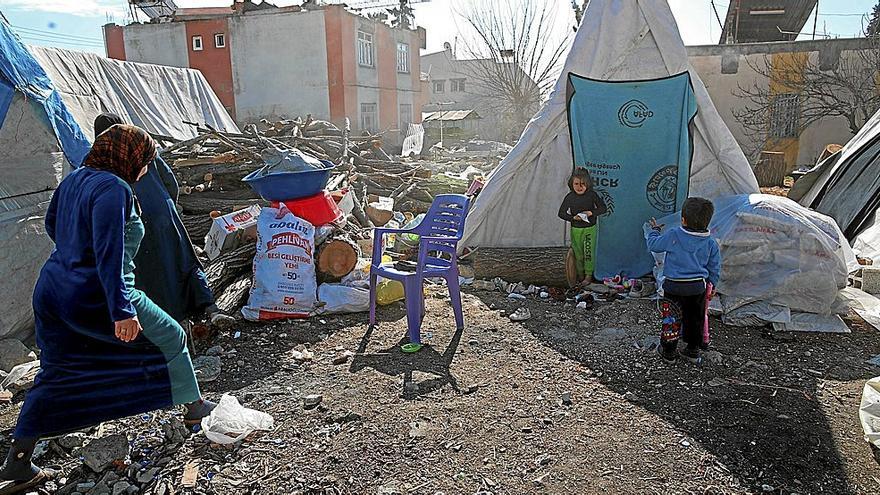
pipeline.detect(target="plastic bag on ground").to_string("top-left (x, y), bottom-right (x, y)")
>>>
top-left (376, 279), bottom-right (405, 305)
top-left (201, 394), bottom-right (274, 445)
top-left (652, 194), bottom-right (857, 321)
top-left (318, 284), bottom-right (370, 314)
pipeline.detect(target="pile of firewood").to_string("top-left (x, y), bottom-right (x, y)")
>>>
top-left (160, 116), bottom-right (473, 314)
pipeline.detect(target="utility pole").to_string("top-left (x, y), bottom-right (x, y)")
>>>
top-left (812, 0), bottom-right (819, 40)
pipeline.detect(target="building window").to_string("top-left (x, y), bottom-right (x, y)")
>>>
top-left (397, 43), bottom-right (410, 73)
top-left (214, 33), bottom-right (226, 48)
top-left (433, 80), bottom-right (445, 93)
top-left (451, 78), bottom-right (466, 92)
top-left (361, 103), bottom-right (378, 132)
top-left (399, 103), bottom-right (412, 126)
top-left (192, 35), bottom-right (203, 51)
top-left (357, 31), bottom-right (374, 67)
top-left (769, 93), bottom-right (801, 138)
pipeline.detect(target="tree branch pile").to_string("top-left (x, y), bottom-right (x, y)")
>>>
top-left (164, 116), bottom-right (473, 313)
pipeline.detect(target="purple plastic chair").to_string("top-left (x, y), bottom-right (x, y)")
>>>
top-left (369, 194), bottom-right (471, 348)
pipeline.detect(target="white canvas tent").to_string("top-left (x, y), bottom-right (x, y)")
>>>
top-left (0, 23), bottom-right (238, 341)
top-left (460, 0), bottom-right (759, 250)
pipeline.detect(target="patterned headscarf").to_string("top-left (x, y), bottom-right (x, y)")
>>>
top-left (94, 112), bottom-right (124, 137)
top-left (82, 124), bottom-right (157, 184)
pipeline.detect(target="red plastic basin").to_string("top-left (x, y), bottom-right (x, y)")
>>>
top-left (271, 191), bottom-right (344, 227)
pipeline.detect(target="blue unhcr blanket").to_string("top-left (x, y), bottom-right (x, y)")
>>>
top-left (566, 72), bottom-right (697, 279)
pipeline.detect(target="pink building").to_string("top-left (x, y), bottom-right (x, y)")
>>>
top-left (104, 1), bottom-right (426, 142)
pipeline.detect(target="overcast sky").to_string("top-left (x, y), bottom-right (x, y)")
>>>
top-left (0, 0), bottom-right (875, 55)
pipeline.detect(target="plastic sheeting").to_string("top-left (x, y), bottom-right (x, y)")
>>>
top-left (860, 377), bottom-right (880, 447)
top-left (460, 0), bottom-right (759, 250)
top-left (30, 46), bottom-right (239, 141)
top-left (654, 194), bottom-right (857, 324)
top-left (0, 22), bottom-right (90, 167)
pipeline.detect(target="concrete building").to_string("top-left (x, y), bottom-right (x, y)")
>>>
top-left (687, 37), bottom-right (874, 170)
top-left (420, 46), bottom-right (539, 143)
top-left (104, 1), bottom-right (426, 142)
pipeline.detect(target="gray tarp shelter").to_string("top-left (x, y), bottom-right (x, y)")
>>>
top-left (0, 21), bottom-right (238, 341)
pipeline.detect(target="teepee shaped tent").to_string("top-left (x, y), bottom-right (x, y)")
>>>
top-left (461, 0), bottom-right (759, 263)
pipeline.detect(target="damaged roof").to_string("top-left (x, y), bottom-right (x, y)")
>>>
top-left (422, 110), bottom-right (482, 122)
top-left (719, 0), bottom-right (818, 44)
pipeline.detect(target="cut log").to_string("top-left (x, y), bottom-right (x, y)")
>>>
top-left (215, 273), bottom-right (252, 313)
top-left (316, 237), bottom-right (360, 282)
top-left (472, 247), bottom-right (570, 287)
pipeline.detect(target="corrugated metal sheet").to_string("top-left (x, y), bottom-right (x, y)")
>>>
top-left (422, 109), bottom-right (481, 122)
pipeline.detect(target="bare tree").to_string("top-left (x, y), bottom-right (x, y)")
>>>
top-left (452, 0), bottom-right (572, 141)
top-left (732, 34), bottom-right (880, 161)
top-left (572, 0), bottom-right (588, 30)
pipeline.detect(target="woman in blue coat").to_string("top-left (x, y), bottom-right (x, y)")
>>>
top-left (0, 125), bottom-right (215, 493)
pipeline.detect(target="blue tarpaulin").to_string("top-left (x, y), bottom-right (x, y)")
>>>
top-left (566, 72), bottom-right (697, 279)
top-left (0, 20), bottom-right (90, 167)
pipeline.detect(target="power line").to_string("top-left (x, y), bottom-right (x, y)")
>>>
top-left (18, 35), bottom-right (105, 48)
top-left (11, 25), bottom-right (104, 43)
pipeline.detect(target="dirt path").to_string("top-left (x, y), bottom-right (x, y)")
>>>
top-left (4, 287), bottom-right (880, 494)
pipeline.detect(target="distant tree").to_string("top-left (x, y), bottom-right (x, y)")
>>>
top-left (453, 0), bottom-right (572, 141)
top-left (389, 0), bottom-right (415, 30)
top-left (868, 1), bottom-right (880, 37)
top-left (571, 0), bottom-right (588, 30)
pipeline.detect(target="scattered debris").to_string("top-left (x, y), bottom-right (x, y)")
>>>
top-left (81, 434), bottom-right (130, 472)
top-left (192, 355), bottom-right (222, 383)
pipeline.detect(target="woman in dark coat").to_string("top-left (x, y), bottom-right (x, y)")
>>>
top-left (0, 125), bottom-right (215, 494)
top-left (93, 114), bottom-right (232, 326)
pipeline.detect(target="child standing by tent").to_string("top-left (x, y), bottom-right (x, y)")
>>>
top-left (558, 168), bottom-right (607, 285)
top-left (646, 197), bottom-right (720, 363)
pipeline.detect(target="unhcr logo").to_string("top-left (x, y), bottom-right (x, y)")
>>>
top-left (618, 99), bottom-right (654, 128)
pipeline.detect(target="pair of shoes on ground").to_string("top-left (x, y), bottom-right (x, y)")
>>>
top-left (657, 345), bottom-right (702, 364)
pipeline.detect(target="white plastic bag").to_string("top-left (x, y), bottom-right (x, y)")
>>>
top-left (242, 207), bottom-right (318, 321)
top-left (317, 284), bottom-right (370, 314)
top-left (201, 394), bottom-right (274, 445)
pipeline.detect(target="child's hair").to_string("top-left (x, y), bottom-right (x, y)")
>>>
top-left (682, 197), bottom-right (714, 231)
top-left (568, 167), bottom-right (593, 191)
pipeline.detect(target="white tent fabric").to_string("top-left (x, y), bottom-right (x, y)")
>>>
top-left (30, 46), bottom-right (239, 140)
top-left (0, 94), bottom-right (69, 341)
top-left (460, 0), bottom-right (759, 249)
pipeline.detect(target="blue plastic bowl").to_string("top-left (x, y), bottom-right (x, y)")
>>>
top-left (242, 160), bottom-right (335, 201)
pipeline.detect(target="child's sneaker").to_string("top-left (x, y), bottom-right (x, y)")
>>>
top-left (678, 346), bottom-right (702, 364)
top-left (657, 345), bottom-right (676, 364)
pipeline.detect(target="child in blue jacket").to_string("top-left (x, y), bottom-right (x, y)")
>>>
top-left (647, 197), bottom-right (721, 363)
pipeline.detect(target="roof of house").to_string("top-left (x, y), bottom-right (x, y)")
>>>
top-left (719, 0), bottom-right (818, 43)
top-left (422, 109), bottom-right (481, 122)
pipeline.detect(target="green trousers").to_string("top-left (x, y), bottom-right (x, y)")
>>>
top-left (571, 225), bottom-right (597, 278)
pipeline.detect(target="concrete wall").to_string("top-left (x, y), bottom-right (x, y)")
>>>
top-left (230, 10), bottom-right (330, 124)
top-left (688, 38), bottom-right (873, 168)
top-left (122, 22), bottom-right (189, 68)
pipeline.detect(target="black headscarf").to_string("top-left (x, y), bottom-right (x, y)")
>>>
top-left (94, 113), bottom-right (124, 137)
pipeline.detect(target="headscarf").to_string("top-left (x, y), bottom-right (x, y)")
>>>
top-left (94, 112), bottom-right (124, 137)
top-left (82, 124), bottom-right (157, 184)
